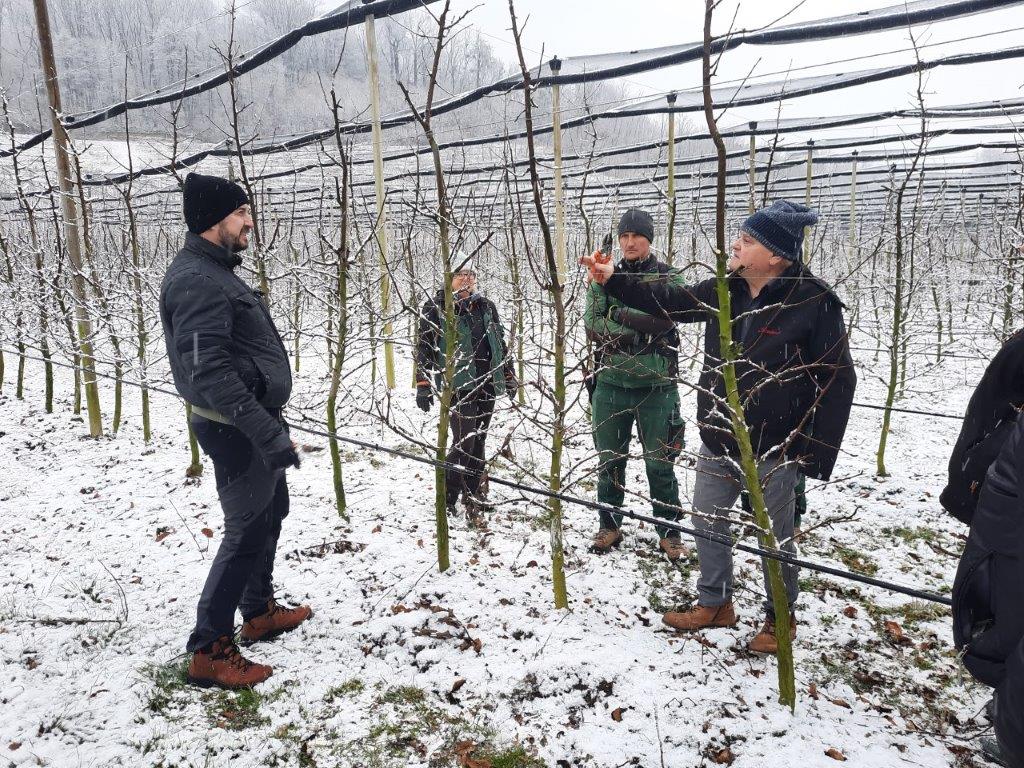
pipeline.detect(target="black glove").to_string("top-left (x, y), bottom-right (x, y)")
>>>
top-left (416, 386), bottom-right (433, 412)
top-left (606, 304), bottom-right (620, 323)
top-left (266, 444), bottom-right (301, 471)
top-left (505, 375), bottom-right (519, 401)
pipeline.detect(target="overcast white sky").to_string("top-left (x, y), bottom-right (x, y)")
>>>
top-left (443, 0), bottom-right (1024, 140)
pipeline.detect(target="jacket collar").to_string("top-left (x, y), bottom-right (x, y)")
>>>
top-left (730, 260), bottom-right (803, 299)
top-left (184, 231), bottom-right (242, 271)
top-left (618, 252), bottom-right (657, 273)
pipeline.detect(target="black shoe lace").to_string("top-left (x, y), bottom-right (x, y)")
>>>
top-left (214, 638), bottom-right (253, 671)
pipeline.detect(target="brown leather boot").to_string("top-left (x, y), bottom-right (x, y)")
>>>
top-left (658, 536), bottom-right (689, 562)
top-left (187, 636), bottom-right (273, 689)
top-left (240, 599), bottom-right (313, 644)
top-left (747, 615), bottom-right (797, 654)
top-left (591, 528), bottom-right (624, 553)
top-left (662, 602), bottom-right (737, 631)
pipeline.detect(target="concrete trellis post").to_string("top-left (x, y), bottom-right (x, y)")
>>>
top-left (748, 121), bottom-right (757, 214)
top-left (803, 139), bottom-right (814, 263)
top-left (31, 0), bottom-right (103, 437)
top-left (666, 92), bottom-right (677, 264)
top-left (363, 0), bottom-right (396, 389)
top-left (550, 57), bottom-right (567, 286)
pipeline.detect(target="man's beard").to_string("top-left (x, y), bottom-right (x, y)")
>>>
top-left (219, 227), bottom-right (249, 253)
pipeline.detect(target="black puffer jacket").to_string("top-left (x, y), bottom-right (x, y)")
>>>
top-left (942, 328), bottom-right (1024, 525)
top-left (160, 233), bottom-right (292, 458)
top-left (604, 261), bottom-right (856, 480)
top-left (953, 409), bottom-right (1024, 688)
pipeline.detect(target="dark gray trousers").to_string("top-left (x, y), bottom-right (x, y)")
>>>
top-left (691, 443), bottom-right (800, 616)
top-left (186, 418), bottom-right (289, 652)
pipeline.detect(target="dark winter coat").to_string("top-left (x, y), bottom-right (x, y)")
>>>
top-left (603, 261), bottom-right (856, 480)
top-left (416, 290), bottom-right (514, 395)
top-left (941, 328), bottom-right (1024, 525)
top-left (952, 409), bottom-right (1024, 689)
top-left (995, 636), bottom-right (1024, 768)
top-left (584, 253), bottom-right (683, 389)
top-left (159, 232), bottom-right (292, 459)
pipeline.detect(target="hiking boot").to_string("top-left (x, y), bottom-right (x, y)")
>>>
top-left (662, 602), bottom-right (737, 631)
top-left (464, 497), bottom-right (489, 529)
top-left (187, 636), bottom-right (272, 689)
top-left (591, 528), bottom-right (623, 553)
top-left (240, 599), bottom-right (313, 644)
top-left (658, 535), bottom-right (689, 562)
top-left (747, 614), bottom-right (798, 654)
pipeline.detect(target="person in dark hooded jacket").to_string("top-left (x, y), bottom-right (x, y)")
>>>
top-left (582, 200), bottom-right (856, 654)
top-left (953, 407), bottom-right (1024, 767)
top-left (415, 262), bottom-right (517, 520)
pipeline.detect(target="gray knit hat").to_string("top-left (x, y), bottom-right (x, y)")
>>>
top-left (740, 200), bottom-right (818, 261)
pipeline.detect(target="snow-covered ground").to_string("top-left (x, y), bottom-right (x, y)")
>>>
top-left (0, 334), bottom-right (994, 767)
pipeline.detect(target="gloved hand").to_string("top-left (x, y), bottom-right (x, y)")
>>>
top-left (605, 304), bottom-right (620, 323)
top-left (505, 375), bottom-right (520, 401)
top-left (416, 385), bottom-right (433, 412)
top-left (266, 443), bottom-right (301, 471)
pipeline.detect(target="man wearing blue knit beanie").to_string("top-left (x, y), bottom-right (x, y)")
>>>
top-left (582, 200), bottom-right (857, 654)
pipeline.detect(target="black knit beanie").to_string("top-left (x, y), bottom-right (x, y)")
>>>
top-left (617, 208), bottom-right (655, 243)
top-left (183, 172), bottom-right (249, 234)
top-left (740, 200), bottom-right (818, 262)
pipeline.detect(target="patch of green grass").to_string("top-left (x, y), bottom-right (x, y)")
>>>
top-left (378, 685), bottom-right (427, 707)
top-left (636, 550), bottom-right (692, 613)
top-left (833, 544), bottom-right (878, 576)
top-left (325, 678), bottom-right (365, 702)
top-left (482, 745), bottom-right (547, 768)
top-left (141, 660), bottom-right (190, 715)
top-left (208, 686), bottom-right (271, 731)
top-left (326, 684), bottom-right (544, 768)
top-left (881, 526), bottom-right (939, 545)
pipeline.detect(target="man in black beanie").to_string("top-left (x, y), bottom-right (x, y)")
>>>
top-left (582, 200), bottom-right (856, 654)
top-left (584, 208), bottom-right (688, 560)
top-left (159, 172), bottom-right (312, 689)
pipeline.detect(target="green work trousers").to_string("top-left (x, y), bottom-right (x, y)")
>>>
top-left (591, 379), bottom-right (684, 537)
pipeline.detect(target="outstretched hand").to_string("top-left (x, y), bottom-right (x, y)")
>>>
top-left (579, 251), bottom-right (614, 285)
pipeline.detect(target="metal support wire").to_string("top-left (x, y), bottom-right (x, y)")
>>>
top-left (2, 345), bottom-right (955, 606)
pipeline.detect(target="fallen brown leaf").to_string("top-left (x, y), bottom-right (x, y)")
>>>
top-left (825, 747), bottom-right (847, 761)
top-left (201, 528), bottom-right (213, 538)
top-left (713, 747), bottom-right (734, 764)
top-left (610, 707), bottom-right (623, 722)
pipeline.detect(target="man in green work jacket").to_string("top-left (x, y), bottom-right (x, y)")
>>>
top-left (585, 209), bottom-right (687, 560)
top-left (416, 261), bottom-right (518, 522)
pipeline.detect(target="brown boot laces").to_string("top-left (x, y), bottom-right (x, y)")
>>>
top-left (266, 600), bottom-right (302, 619)
top-left (212, 639), bottom-right (253, 672)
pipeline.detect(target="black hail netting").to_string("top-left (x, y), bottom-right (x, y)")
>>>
top-left (2, 0), bottom-right (1021, 160)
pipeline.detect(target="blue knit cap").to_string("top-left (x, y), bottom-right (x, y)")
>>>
top-left (740, 200), bottom-right (818, 262)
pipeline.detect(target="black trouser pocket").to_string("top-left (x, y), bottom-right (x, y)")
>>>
top-left (192, 418), bottom-right (254, 489)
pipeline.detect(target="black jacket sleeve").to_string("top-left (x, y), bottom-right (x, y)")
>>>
top-left (614, 307), bottom-right (676, 335)
top-left (802, 295), bottom-right (857, 481)
top-left (487, 299), bottom-right (516, 381)
top-left (164, 273), bottom-right (289, 459)
top-left (415, 299), bottom-right (441, 385)
top-left (604, 272), bottom-right (718, 323)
